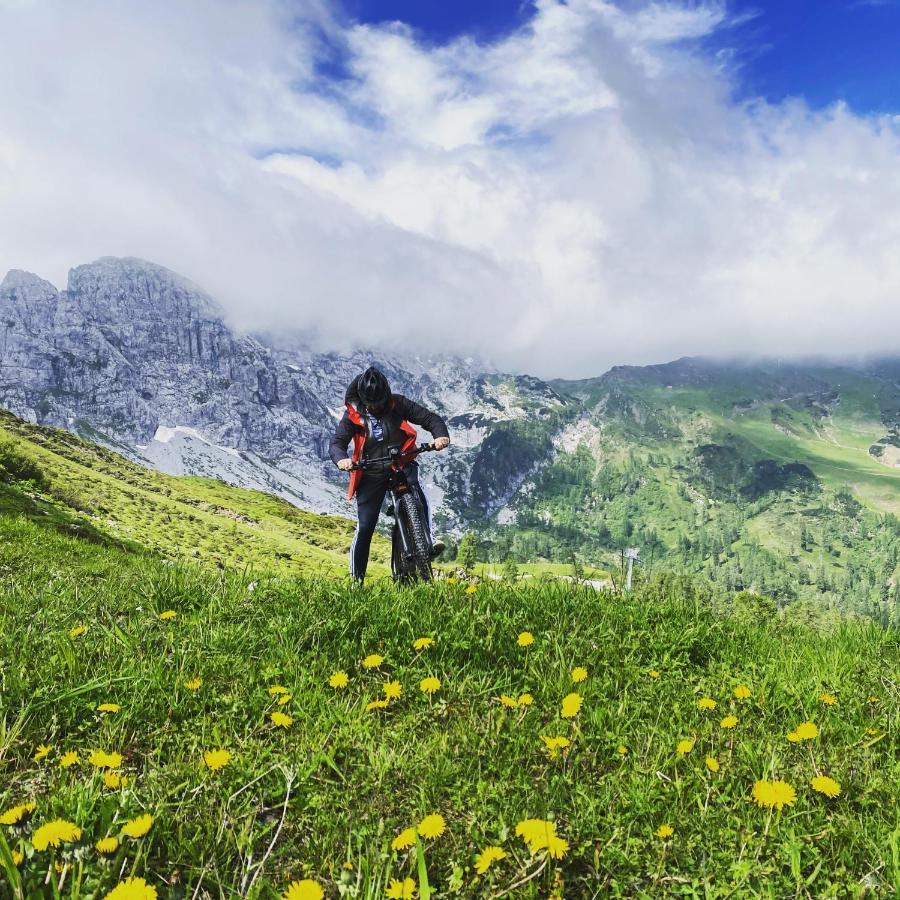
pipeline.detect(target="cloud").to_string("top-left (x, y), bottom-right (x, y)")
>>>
top-left (1, 0), bottom-right (899, 378)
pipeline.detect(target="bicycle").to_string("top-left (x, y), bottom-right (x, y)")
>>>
top-left (350, 442), bottom-right (437, 583)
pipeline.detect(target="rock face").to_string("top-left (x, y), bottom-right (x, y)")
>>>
top-left (0, 257), bottom-right (570, 521)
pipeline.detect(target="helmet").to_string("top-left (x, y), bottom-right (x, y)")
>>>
top-left (358, 366), bottom-right (391, 411)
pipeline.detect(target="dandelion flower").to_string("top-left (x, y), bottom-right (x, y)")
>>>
top-left (499, 694), bottom-right (518, 709)
top-left (97, 703), bottom-right (120, 713)
top-left (391, 826), bottom-right (418, 851)
top-left (268, 684), bottom-right (289, 696)
top-left (446, 576), bottom-right (458, 584)
top-left (698, 697), bottom-right (716, 711)
top-left (561, 693), bottom-right (583, 718)
top-left (0, 802), bottom-right (35, 825)
top-left (282, 880), bottom-right (324, 900)
top-left (465, 585), bottom-right (477, 594)
top-left (617, 745), bottom-right (628, 756)
top-left (121, 813), bottom-right (153, 839)
top-left (733, 685), bottom-right (751, 700)
top-left (475, 845), bottom-right (506, 874)
top-left (11, 849), bottom-right (23, 866)
top-left (329, 671), bottom-right (349, 689)
top-left (540, 735), bottom-right (571, 759)
top-left (648, 669), bottom-right (660, 679)
top-left (385, 878), bottom-right (416, 899)
top-left (517, 693), bottom-right (534, 707)
top-left (866, 727), bottom-right (880, 736)
top-left (417, 813), bottom-right (446, 840)
top-left (363, 654), bottom-right (384, 669)
top-left (655, 824), bottom-right (674, 839)
top-left (810, 775), bottom-right (841, 798)
top-left (571, 666), bottom-right (588, 684)
top-left (184, 677), bottom-right (202, 691)
top-left (383, 680), bottom-right (402, 700)
top-left (104, 771), bottom-right (126, 789)
top-left (96, 835), bottom-right (119, 854)
top-left (752, 779), bottom-right (797, 810)
top-left (366, 699), bottom-right (389, 711)
top-left (413, 637), bottom-right (434, 651)
top-left (90, 750), bottom-right (124, 769)
top-left (159, 610), bottom-right (176, 621)
top-left (820, 692), bottom-right (837, 706)
top-left (270, 711), bottom-right (293, 728)
top-left (103, 877), bottom-right (158, 900)
top-left (277, 693), bottom-right (291, 704)
top-left (203, 748), bottom-right (231, 770)
top-left (32, 819), bottom-right (82, 851)
top-left (706, 756), bottom-right (720, 773)
top-left (676, 738), bottom-right (695, 755)
top-left (516, 819), bottom-right (567, 858)
top-left (720, 715), bottom-right (738, 729)
top-left (34, 744), bottom-right (52, 761)
top-left (59, 750), bottom-right (79, 768)
top-left (420, 676), bottom-right (440, 695)
top-left (787, 721), bottom-right (818, 742)
top-left (867, 695), bottom-right (880, 704)
top-left (69, 624), bottom-right (87, 638)
top-left (517, 631), bottom-right (534, 647)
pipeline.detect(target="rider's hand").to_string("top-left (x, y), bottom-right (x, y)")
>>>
top-left (433, 436), bottom-right (450, 450)
top-left (337, 458), bottom-right (353, 471)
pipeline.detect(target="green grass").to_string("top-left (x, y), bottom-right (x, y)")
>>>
top-left (1, 515), bottom-right (897, 898)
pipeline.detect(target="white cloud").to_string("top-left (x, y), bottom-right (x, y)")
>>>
top-left (1, 0), bottom-right (899, 377)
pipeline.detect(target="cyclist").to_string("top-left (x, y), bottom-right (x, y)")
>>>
top-left (330, 365), bottom-right (450, 583)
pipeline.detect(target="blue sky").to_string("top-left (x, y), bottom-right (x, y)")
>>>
top-left (349, 0), bottom-right (900, 114)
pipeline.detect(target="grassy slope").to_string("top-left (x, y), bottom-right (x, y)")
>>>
top-left (0, 517), bottom-right (897, 898)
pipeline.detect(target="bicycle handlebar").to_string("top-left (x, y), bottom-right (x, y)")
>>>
top-left (350, 442), bottom-right (437, 471)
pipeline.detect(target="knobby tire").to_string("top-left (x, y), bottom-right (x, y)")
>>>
top-left (397, 492), bottom-right (433, 582)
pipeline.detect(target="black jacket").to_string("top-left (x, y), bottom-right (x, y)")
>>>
top-left (329, 375), bottom-right (449, 467)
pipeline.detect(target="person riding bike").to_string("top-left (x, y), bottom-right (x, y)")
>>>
top-left (330, 365), bottom-right (450, 583)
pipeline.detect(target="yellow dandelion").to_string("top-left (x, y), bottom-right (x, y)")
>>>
top-left (90, 750), bottom-right (124, 769)
top-left (420, 676), bottom-right (441, 695)
top-left (391, 826), bottom-right (418, 851)
top-left (184, 677), bottom-right (202, 691)
top-left (810, 775), bottom-right (841, 798)
top-left (268, 684), bottom-right (289, 696)
top-left (540, 735), bottom-right (571, 759)
top-left (282, 880), bottom-right (324, 900)
top-left (97, 703), bottom-right (120, 713)
top-left (787, 721), bottom-right (818, 742)
top-left (103, 877), bottom-right (158, 900)
top-left (0, 802), bottom-right (36, 825)
top-left (571, 666), bottom-right (588, 684)
top-left (866, 727), bottom-right (880, 736)
top-left (752, 779), bottom-right (797, 810)
top-left (34, 743), bottom-right (52, 761)
top-left (270, 711), bottom-right (293, 728)
top-left (104, 771), bottom-right (126, 789)
top-left (820, 692), bottom-right (837, 706)
top-left (561, 692), bottom-right (583, 718)
top-left (517, 693), bottom-right (534, 706)
top-left (515, 818), bottom-right (567, 858)
top-left (69, 624), bottom-right (87, 638)
top-left (32, 819), bottom-right (82, 851)
top-left (159, 610), bottom-right (176, 621)
top-left (648, 669), bottom-right (660, 679)
top-left (446, 576), bottom-right (458, 584)
top-left (274, 692), bottom-right (290, 705)
top-left (413, 637), bottom-right (434, 651)
top-left (475, 844), bottom-right (506, 874)
top-left (465, 585), bottom-right (477, 594)
top-left (720, 715), bottom-right (738, 729)
top-left (499, 694), bottom-right (519, 709)
top-left (203, 748), bottom-right (232, 770)
top-left (706, 756), bottom-right (720, 773)
top-left (329, 671), bottom-right (349, 689)
top-left (385, 878), bottom-right (416, 899)
top-left (517, 631), bottom-right (534, 647)
top-left (655, 824), bottom-right (674, 839)
top-left (733, 684), bottom-right (751, 700)
top-left (676, 738), bottom-right (695, 755)
top-left (121, 813), bottom-right (153, 839)
top-left (698, 697), bottom-right (717, 710)
top-left (417, 813), bottom-right (446, 840)
top-left (366, 698), bottom-right (389, 711)
top-left (617, 745), bottom-right (628, 755)
top-left (12, 849), bottom-right (23, 866)
top-left (363, 654), bottom-right (384, 669)
top-left (867, 695), bottom-right (880, 704)
top-left (95, 835), bottom-right (119, 854)
top-left (383, 680), bottom-right (402, 700)
top-left (59, 750), bottom-right (79, 768)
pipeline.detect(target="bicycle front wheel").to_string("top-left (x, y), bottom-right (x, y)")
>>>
top-left (397, 492), bottom-right (433, 582)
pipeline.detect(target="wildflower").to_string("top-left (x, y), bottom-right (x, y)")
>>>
top-left (571, 666), bottom-right (588, 684)
top-left (787, 721), bottom-right (818, 742)
top-left (515, 819), bottom-right (568, 859)
top-left (475, 845), bottom-right (506, 874)
top-left (32, 819), bottom-right (82, 851)
top-left (499, 694), bottom-right (518, 709)
top-left (697, 697), bottom-right (717, 711)
top-left (329, 671), bottom-right (349, 689)
top-left (420, 676), bottom-right (441, 695)
top-left (561, 693), bottom-right (583, 718)
top-left (417, 813), bottom-right (446, 839)
top-left (820, 693), bottom-right (837, 706)
top-left (97, 703), bottom-right (120, 713)
top-left (270, 711), bottom-right (293, 728)
top-left (810, 775), bottom-right (841, 798)
top-left (706, 756), bottom-right (720, 773)
top-left (517, 693), bottom-right (534, 707)
top-left (103, 877), bottom-right (158, 900)
top-left (104, 771), bottom-right (126, 789)
top-left (90, 750), bottom-right (124, 769)
top-left (392, 826), bottom-right (418, 851)
top-left (648, 669), bottom-right (660, 679)
top-left (733, 684), bottom-right (751, 700)
top-left (446, 576), bottom-right (458, 584)
top-left (69, 624), bottom-right (87, 638)
top-left (277, 693), bottom-right (291, 705)
top-left (676, 738), bottom-right (695, 755)
top-left (121, 813), bottom-right (153, 839)
top-left (517, 631), bottom-right (534, 647)
top-left (282, 880), bottom-right (324, 900)
top-left (60, 750), bottom-right (79, 768)
top-left (0, 802), bottom-right (36, 825)
top-left (752, 779), bottom-right (797, 810)
top-left (203, 748), bottom-right (231, 770)
top-left (383, 680), bottom-right (402, 700)
top-left (413, 637), bottom-right (434, 651)
top-left (268, 684), bottom-right (289, 696)
top-left (367, 698), bottom-right (390, 711)
top-left (96, 835), bottom-right (119, 854)
top-left (12, 849), bottom-right (23, 866)
top-left (34, 744), bottom-right (52, 761)
top-left (363, 654), bottom-right (384, 669)
top-left (617, 745), bottom-right (628, 755)
top-left (465, 585), bottom-right (477, 594)
top-left (184, 677), bottom-right (202, 690)
top-left (720, 715), bottom-right (738, 729)
top-left (540, 735), bottom-right (571, 759)
top-left (655, 824), bottom-right (674, 839)
top-left (159, 610), bottom-right (176, 621)
top-left (385, 878), bottom-right (416, 899)
top-left (867, 696), bottom-right (880, 704)
top-left (866, 727), bottom-right (880, 736)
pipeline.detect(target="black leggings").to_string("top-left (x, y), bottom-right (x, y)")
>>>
top-left (350, 462), bottom-right (431, 582)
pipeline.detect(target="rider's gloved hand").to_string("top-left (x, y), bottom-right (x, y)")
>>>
top-left (337, 458), bottom-right (353, 471)
top-left (433, 437), bottom-right (450, 450)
